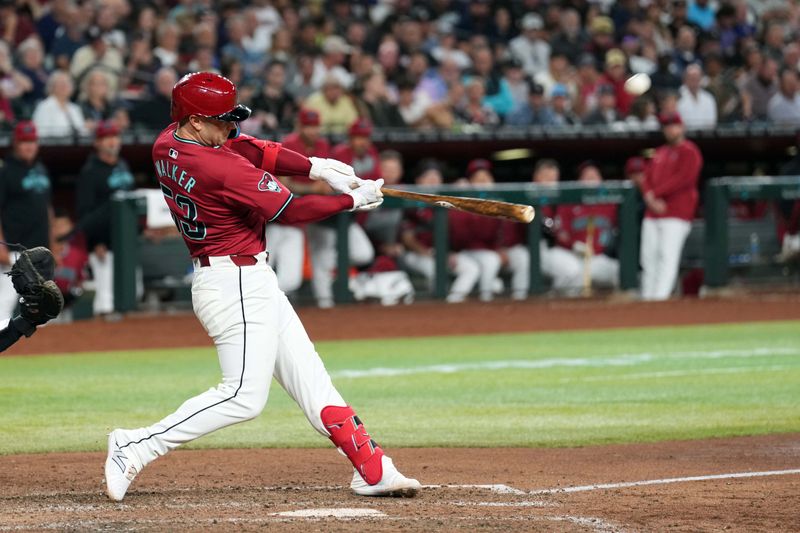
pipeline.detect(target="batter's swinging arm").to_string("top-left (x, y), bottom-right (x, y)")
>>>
top-left (382, 188), bottom-right (535, 224)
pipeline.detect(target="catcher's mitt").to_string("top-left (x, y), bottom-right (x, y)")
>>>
top-left (7, 247), bottom-right (64, 327)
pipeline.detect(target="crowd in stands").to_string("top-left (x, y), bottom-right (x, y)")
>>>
top-left (2, 0), bottom-right (800, 137)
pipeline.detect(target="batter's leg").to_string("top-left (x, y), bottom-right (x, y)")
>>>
top-left (105, 263), bottom-right (281, 501)
top-left (271, 289), bottom-right (421, 496)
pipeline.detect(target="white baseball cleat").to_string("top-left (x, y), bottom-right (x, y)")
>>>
top-left (350, 456), bottom-right (421, 497)
top-left (104, 430), bottom-right (139, 502)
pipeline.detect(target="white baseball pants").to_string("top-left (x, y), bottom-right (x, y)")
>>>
top-left (265, 224), bottom-right (305, 293)
top-left (457, 250), bottom-right (502, 301)
top-left (507, 244), bottom-right (619, 296)
top-left (89, 251), bottom-right (114, 315)
top-left (114, 252), bottom-right (346, 471)
top-left (402, 251), bottom-right (480, 302)
top-left (307, 223), bottom-right (374, 306)
top-left (640, 217), bottom-right (692, 301)
top-left (0, 252), bottom-right (20, 319)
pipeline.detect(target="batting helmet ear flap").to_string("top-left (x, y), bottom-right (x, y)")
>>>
top-left (228, 123), bottom-right (241, 139)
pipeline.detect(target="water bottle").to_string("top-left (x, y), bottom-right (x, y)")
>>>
top-left (749, 232), bottom-right (761, 264)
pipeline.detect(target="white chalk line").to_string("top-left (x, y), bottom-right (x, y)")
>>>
top-left (330, 347), bottom-right (800, 379)
top-left (529, 468), bottom-right (800, 495)
top-left (548, 514), bottom-right (629, 533)
top-left (565, 363), bottom-right (796, 383)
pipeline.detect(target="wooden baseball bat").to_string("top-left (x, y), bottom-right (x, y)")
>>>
top-left (582, 216), bottom-right (595, 298)
top-left (382, 188), bottom-right (535, 223)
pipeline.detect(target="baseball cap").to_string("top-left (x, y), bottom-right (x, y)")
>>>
top-left (297, 108), bottom-right (321, 126)
top-left (95, 120), bottom-right (121, 139)
top-left (625, 156), bottom-right (646, 174)
top-left (528, 80), bottom-right (545, 95)
top-left (589, 16), bottom-right (614, 35)
top-left (466, 158), bottom-right (492, 176)
top-left (578, 53), bottom-right (598, 69)
top-left (322, 35), bottom-right (353, 55)
top-left (551, 83), bottom-right (569, 98)
top-left (13, 121), bottom-right (38, 142)
top-left (605, 48), bottom-right (627, 67)
top-left (521, 13), bottom-right (544, 31)
top-left (348, 117), bottom-right (373, 137)
top-left (658, 111), bottom-right (683, 126)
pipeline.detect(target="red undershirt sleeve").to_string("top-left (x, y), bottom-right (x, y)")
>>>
top-left (277, 194), bottom-right (354, 224)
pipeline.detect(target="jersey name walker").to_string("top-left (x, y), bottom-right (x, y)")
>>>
top-left (152, 123), bottom-right (292, 257)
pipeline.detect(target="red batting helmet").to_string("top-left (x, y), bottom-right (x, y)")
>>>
top-left (171, 72), bottom-right (252, 123)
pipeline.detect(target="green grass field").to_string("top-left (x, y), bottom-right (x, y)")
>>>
top-left (1, 321), bottom-right (798, 455)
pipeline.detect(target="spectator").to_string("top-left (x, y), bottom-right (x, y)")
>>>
top-left (585, 16), bottom-right (616, 67)
top-left (650, 52), bottom-right (683, 96)
top-left (78, 69), bottom-right (129, 133)
top-left (638, 112), bottom-right (703, 301)
top-left (0, 41), bottom-right (31, 127)
top-left (762, 22), bottom-right (785, 62)
top-left (0, 0), bottom-right (37, 46)
top-left (131, 67), bottom-right (176, 132)
top-left (501, 58), bottom-right (529, 113)
top-left (448, 160), bottom-right (503, 302)
top-left (417, 57), bottom-right (462, 105)
top-left (400, 161), bottom-right (482, 303)
top-left (70, 26), bottom-right (124, 96)
top-left (430, 20), bottom-right (471, 70)
top-left (32, 71), bottom-right (87, 137)
top-left (601, 48), bottom-right (635, 115)
top-left (76, 121), bottom-right (135, 315)
top-left (221, 15), bottom-right (266, 84)
top-left (509, 13), bottom-right (550, 78)
top-left (16, 38), bottom-right (50, 116)
top-left (768, 68), bottom-right (800, 126)
top-left (50, 4), bottom-right (86, 71)
top-left (358, 70), bottom-right (405, 128)
top-left (687, 0), bottom-right (716, 31)
top-left (575, 54), bottom-right (602, 118)
top-left (673, 26), bottom-right (700, 72)
top-left (740, 56), bottom-right (778, 121)
top-left (551, 84), bottom-right (580, 126)
top-left (677, 64), bottom-right (718, 129)
top-left (153, 22), bottom-right (180, 69)
top-left (311, 35), bottom-right (355, 90)
top-left (506, 81), bottom-right (555, 126)
top-left (303, 73), bottom-right (359, 134)
top-left (331, 118), bottom-right (381, 181)
top-left (704, 53), bottom-right (743, 123)
top-left (534, 51), bottom-right (573, 98)
top-left (289, 53), bottom-right (317, 103)
top-left (584, 84), bottom-right (623, 127)
top-left (249, 61), bottom-right (297, 134)
top-left (0, 122), bottom-right (52, 318)
top-left (454, 77), bottom-right (500, 128)
top-left (123, 35), bottom-right (162, 98)
top-left (625, 96), bottom-right (659, 130)
top-left (550, 8), bottom-right (588, 65)
top-left (468, 46), bottom-right (514, 117)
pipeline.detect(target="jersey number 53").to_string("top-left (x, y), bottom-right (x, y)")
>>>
top-left (160, 183), bottom-right (207, 240)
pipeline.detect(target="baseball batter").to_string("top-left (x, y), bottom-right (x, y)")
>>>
top-left (104, 73), bottom-right (420, 501)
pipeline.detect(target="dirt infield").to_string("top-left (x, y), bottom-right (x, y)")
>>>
top-left (2, 296), bottom-right (799, 531)
top-left (7, 294), bottom-right (800, 355)
top-left (0, 435), bottom-right (797, 531)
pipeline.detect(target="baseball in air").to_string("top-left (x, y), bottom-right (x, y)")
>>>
top-left (624, 73), bottom-right (652, 96)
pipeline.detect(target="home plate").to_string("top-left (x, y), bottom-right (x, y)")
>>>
top-left (272, 508), bottom-right (386, 518)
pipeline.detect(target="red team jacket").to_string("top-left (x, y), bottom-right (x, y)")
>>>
top-left (152, 124), bottom-right (294, 257)
top-left (554, 203), bottom-right (618, 254)
top-left (448, 210), bottom-right (502, 251)
top-left (641, 139), bottom-right (703, 221)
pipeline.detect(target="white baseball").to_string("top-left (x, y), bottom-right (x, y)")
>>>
top-left (624, 73), bottom-right (652, 96)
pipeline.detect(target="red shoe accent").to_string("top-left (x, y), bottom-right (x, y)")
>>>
top-left (321, 405), bottom-right (384, 485)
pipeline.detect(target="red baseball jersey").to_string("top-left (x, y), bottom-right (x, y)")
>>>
top-left (281, 132), bottom-right (331, 159)
top-left (400, 207), bottom-right (435, 249)
top-left (554, 203), bottom-right (618, 254)
top-left (330, 143), bottom-right (381, 181)
top-left (643, 139), bottom-right (703, 221)
top-left (448, 210), bottom-right (502, 251)
top-left (152, 123), bottom-right (293, 257)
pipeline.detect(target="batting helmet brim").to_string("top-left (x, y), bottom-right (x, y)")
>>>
top-left (211, 104), bottom-right (252, 123)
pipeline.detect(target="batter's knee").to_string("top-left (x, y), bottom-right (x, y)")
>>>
top-left (221, 383), bottom-right (268, 421)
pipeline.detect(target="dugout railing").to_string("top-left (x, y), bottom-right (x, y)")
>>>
top-left (704, 176), bottom-right (800, 287)
top-left (110, 182), bottom-right (642, 311)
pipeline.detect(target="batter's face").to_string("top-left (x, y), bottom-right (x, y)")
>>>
top-left (188, 116), bottom-right (237, 146)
